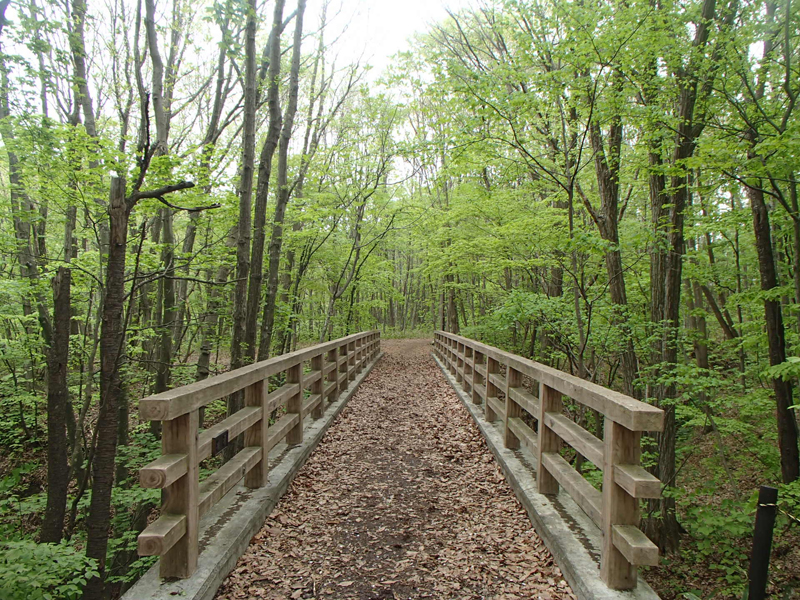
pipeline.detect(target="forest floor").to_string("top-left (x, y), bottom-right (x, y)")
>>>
top-left (215, 339), bottom-right (574, 600)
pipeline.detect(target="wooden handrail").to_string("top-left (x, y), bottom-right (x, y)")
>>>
top-left (137, 331), bottom-right (381, 579)
top-left (433, 331), bottom-right (663, 591)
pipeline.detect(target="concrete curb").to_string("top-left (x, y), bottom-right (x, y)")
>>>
top-left (123, 352), bottom-right (385, 600)
top-left (433, 353), bottom-right (660, 600)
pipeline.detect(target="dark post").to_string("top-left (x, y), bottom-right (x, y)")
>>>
top-left (747, 486), bottom-right (778, 600)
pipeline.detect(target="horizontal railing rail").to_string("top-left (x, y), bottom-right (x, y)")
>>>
top-left (433, 331), bottom-right (664, 590)
top-left (137, 331), bottom-right (381, 579)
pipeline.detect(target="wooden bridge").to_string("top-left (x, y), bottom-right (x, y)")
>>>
top-left (126, 331), bottom-right (665, 600)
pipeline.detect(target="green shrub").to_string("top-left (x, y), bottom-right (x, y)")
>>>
top-left (0, 540), bottom-right (99, 600)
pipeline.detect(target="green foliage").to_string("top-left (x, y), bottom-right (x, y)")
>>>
top-left (763, 357), bottom-right (800, 382)
top-left (0, 541), bottom-right (99, 600)
top-left (681, 494), bottom-right (755, 594)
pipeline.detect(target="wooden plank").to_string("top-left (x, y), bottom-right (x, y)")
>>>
top-left (537, 384), bottom-right (563, 495)
top-left (541, 451), bottom-right (602, 527)
top-left (505, 368), bottom-right (523, 449)
top-left (508, 386), bottom-right (539, 418)
top-left (489, 372), bottom-right (506, 390)
top-left (138, 514), bottom-right (186, 557)
top-left (326, 349), bottom-right (338, 402)
top-left (159, 409), bottom-right (199, 578)
top-left (286, 364), bottom-right (303, 445)
top-left (612, 525), bottom-right (659, 566)
top-left (614, 464), bottom-right (661, 499)
top-left (197, 405), bottom-right (262, 462)
top-left (601, 419), bottom-right (642, 589)
top-left (544, 412), bottom-right (604, 470)
top-left (433, 332), bottom-right (663, 432)
top-left (264, 383), bottom-right (301, 414)
top-left (310, 354), bottom-right (324, 419)
top-left (487, 397), bottom-right (505, 422)
top-left (474, 364), bottom-right (486, 377)
top-left (139, 331), bottom-right (379, 421)
top-left (456, 343), bottom-right (465, 383)
top-left (471, 351), bottom-right (484, 405)
top-left (322, 362), bottom-right (337, 376)
top-left (198, 447), bottom-right (261, 517)
top-left (140, 454), bottom-right (188, 489)
top-left (485, 357), bottom-right (500, 422)
top-left (303, 369), bottom-right (322, 388)
top-left (243, 381), bottom-right (267, 488)
top-left (266, 413), bottom-right (301, 451)
top-left (507, 417), bottom-right (538, 457)
top-left (303, 394), bottom-right (323, 417)
top-left (338, 343), bottom-right (348, 392)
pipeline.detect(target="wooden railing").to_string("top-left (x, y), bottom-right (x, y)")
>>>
top-left (136, 331), bottom-right (381, 579)
top-left (433, 331), bottom-right (664, 590)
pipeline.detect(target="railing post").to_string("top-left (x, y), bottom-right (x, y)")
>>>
top-left (601, 420), bottom-right (641, 589)
top-left (160, 409), bottom-right (199, 578)
top-left (311, 353), bottom-right (324, 419)
top-left (456, 343), bottom-right (464, 383)
top-left (472, 351), bottom-right (484, 405)
top-left (286, 363), bottom-right (303, 445)
top-left (326, 348), bottom-right (338, 402)
top-left (338, 343), bottom-right (348, 393)
top-left (537, 383), bottom-right (562, 494)
top-left (485, 357), bottom-right (499, 422)
top-left (244, 380), bottom-right (268, 487)
top-left (348, 340), bottom-right (356, 381)
top-left (463, 346), bottom-right (473, 395)
top-left (504, 367), bottom-right (522, 449)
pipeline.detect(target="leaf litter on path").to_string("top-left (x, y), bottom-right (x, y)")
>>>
top-left (216, 339), bottom-right (575, 600)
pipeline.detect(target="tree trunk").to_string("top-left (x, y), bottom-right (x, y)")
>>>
top-left (258, 0), bottom-right (307, 359)
top-left (748, 181), bottom-right (800, 483)
top-left (83, 178), bottom-right (128, 600)
top-left (40, 268), bottom-right (71, 544)
top-left (244, 0), bottom-right (286, 362)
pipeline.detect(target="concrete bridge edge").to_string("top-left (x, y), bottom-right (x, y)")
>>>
top-left (122, 352), bottom-right (385, 600)
top-left (432, 353), bottom-right (661, 600)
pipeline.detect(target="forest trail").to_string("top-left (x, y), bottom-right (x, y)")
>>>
top-left (215, 339), bottom-right (575, 600)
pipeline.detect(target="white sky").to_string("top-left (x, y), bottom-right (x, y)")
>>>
top-left (308, 0), bottom-right (475, 78)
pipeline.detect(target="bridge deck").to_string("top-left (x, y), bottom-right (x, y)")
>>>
top-left (215, 339), bottom-right (575, 600)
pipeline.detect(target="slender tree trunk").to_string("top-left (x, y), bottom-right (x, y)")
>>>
top-left (748, 181), bottom-right (800, 483)
top-left (83, 178), bottom-right (128, 600)
top-left (41, 268), bottom-right (71, 543)
top-left (244, 0), bottom-right (286, 361)
top-left (258, 0), bottom-right (306, 359)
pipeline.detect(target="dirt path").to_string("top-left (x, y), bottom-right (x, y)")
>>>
top-left (216, 339), bottom-right (575, 600)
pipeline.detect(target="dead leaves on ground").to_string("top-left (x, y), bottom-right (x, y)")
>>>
top-left (216, 339), bottom-right (575, 600)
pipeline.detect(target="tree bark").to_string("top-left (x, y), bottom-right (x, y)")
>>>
top-left (40, 268), bottom-right (72, 544)
top-left (246, 0), bottom-right (287, 361)
top-left (83, 178), bottom-right (129, 600)
top-left (748, 181), bottom-right (800, 483)
top-left (257, 0), bottom-right (306, 359)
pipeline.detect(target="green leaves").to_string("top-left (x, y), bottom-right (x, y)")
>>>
top-left (763, 357), bottom-right (800, 382)
top-left (0, 541), bottom-right (99, 600)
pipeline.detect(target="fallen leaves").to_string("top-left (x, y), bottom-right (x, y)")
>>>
top-left (215, 339), bottom-right (575, 600)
